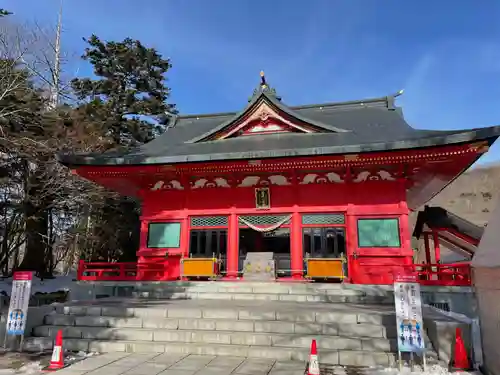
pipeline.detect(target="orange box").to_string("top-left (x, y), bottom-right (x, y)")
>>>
top-left (306, 258), bottom-right (345, 279)
top-left (181, 258), bottom-right (217, 278)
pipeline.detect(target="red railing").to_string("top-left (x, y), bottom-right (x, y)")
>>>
top-left (77, 260), bottom-right (472, 286)
top-left (413, 262), bottom-right (472, 286)
top-left (77, 260), bottom-right (178, 281)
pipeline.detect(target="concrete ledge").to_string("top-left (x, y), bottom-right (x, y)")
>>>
top-left (423, 305), bottom-right (472, 365)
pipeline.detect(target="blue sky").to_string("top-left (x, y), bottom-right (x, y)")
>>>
top-left (5, 0), bottom-right (500, 164)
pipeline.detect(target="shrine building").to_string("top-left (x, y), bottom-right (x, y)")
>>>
top-left (58, 72), bottom-right (500, 285)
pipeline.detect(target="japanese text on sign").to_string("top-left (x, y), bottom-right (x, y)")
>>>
top-left (6, 272), bottom-right (33, 336)
top-left (393, 277), bottom-right (425, 353)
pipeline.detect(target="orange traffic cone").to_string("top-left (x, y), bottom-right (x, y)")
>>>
top-left (452, 327), bottom-right (470, 371)
top-left (307, 339), bottom-right (320, 375)
top-left (43, 330), bottom-right (65, 371)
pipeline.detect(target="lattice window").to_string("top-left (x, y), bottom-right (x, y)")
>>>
top-left (302, 213), bottom-right (345, 225)
top-left (239, 214), bottom-right (290, 226)
top-left (190, 216), bottom-right (228, 227)
top-left (429, 302), bottom-right (450, 312)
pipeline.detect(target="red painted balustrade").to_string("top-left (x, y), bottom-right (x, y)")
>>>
top-left (414, 262), bottom-right (472, 286)
top-left (77, 260), bottom-right (179, 282)
top-left (77, 260), bottom-right (472, 286)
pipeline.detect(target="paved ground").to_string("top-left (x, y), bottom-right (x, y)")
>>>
top-left (58, 352), bottom-right (311, 375)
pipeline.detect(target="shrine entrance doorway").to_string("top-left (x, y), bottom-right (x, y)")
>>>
top-left (238, 214), bottom-right (292, 280)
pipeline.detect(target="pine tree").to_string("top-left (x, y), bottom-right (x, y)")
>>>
top-left (70, 35), bottom-right (176, 262)
top-left (71, 35), bottom-right (176, 147)
top-left (0, 9), bottom-right (13, 17)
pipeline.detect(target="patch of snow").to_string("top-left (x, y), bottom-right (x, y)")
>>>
top-left (65, 350), bottom-right (99, 364)
top-left (0, 361), bottom-right (42, 375)
top-left (360, 364), bottom-right (475, 375)
top-left (0, 273), bottom-right (77, 297)
top-left (0, 351), bottom-right (100, 375)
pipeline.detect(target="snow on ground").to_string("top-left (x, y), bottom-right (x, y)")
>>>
top-left (0, 273), bottom-right (77, 297)
top-left (0, 350), bottom-right (98, 375)
top-left (0, 361), bottom-right (43, 375)
top-left (355, 364), bottom-right (475, 375)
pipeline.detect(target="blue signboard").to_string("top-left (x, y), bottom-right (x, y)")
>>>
top-left (394, 280), bottom-right (426, 353)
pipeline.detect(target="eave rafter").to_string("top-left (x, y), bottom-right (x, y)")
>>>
top-left (73, 140), bottom-right (488, 196)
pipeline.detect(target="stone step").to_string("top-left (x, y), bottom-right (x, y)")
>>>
top-left (119, 281), bottom-right (393, 293)
top-left (33, 325), bottom-right (399, 351)
top-left (23, 336), bottom-right (420, 367)
top-left (100, 282), bottom-right (394, 301)
top-left (43, 314), bottom-right (397, 338)
top-left (53, 299), bottom-right (396, 325)
top-left (132, 285), bottom-right (366, 295)
top-left (130, 291), bottom-right (392, 304)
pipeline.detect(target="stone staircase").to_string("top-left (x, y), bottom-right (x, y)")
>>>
top-left (23, 282), bottom-right (436, 367)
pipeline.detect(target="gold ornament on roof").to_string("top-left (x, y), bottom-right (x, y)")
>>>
top-left (260, 71), bottom-right (267, 89)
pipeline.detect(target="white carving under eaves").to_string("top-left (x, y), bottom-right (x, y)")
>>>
top-left (150, 180), bottom-right (184, 191)
top-left (299, 172), bottom-right (344, 184)
top-left (352, 170), bottom-right (396, 183)
top-left (191, 178), bottom-right (231, 189)
top-left (237, 175), bottom-right (291, 187)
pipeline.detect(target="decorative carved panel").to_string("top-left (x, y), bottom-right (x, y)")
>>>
top-left (299, 172), bottom-right (344, 185)
top-left (150, 180), bottom-right (184, 191)
top-left (352, 170), bottom-right (396, 183)
top-left (191, 177), bottom-right (231, 189)
top-left (219, 101), bottom-right (314, 139)
top-left (238, 174), bottom-right (291, 187)
top-left (244, 122), bottom-right (287, 134)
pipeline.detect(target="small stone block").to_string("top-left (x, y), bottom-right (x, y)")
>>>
top-left (205, 356), bottom-right (244, 370)
top-left (85, 366), bottom-right (130, 375)
top-left (157, 370), bottom-right (196, 375)
top-left (168, 355), bottom-right (215, 371)
top-left (148, 353), bottom-right (187, 365)
top-left (122, 362), bottom-right (168, 375)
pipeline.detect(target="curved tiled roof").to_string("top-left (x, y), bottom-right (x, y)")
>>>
top-left (57, 90), bottom-right (500, 166)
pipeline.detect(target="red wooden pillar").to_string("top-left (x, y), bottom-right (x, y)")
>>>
top-left (432, 230), bottom-right (441, 264)
top-left (226, 213), bottom-right (239, 279)
top-left (181, 217), bottom-right (190, 258)
top-left (290, 212), bottom-right (303, 280)
top-left (137, 220), bottom-right (148, 264)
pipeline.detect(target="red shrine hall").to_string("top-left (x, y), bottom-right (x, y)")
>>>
top-left (59, 72), bottom-right (500, 285)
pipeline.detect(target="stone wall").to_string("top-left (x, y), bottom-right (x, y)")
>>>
top-left (473, 266), bottom-right (500, 375)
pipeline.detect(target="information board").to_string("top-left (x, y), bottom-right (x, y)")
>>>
top-left (6, 272), bottom-right (33, 336)
top-left (393, 276), bottom-right (425, 353)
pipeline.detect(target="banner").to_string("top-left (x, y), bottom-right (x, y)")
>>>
top-left (394, 276), bottom-right (425, 353)
top-left (6, 272), bottom-right (33, 336)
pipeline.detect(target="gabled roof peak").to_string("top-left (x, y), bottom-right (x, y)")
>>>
top-left (249, 71), bottom-right (281, 102)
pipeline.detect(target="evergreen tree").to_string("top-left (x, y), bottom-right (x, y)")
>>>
top-left (0, 9), bottom-right (12, 17)
top-left (71, 34), bottom-right (176, 147)
top-left (70, 35), bottom-right (176, 262)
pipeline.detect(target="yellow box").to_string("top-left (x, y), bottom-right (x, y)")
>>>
top-left (181, 258), bottom-right (217, 278)
top-left (306, 258), bottom-right (345, 279)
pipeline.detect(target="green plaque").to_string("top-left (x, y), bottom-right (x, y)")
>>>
top-left (147, 222), bottom-right (181, 248)
top-left (357, 218), bottom-right (401, 248)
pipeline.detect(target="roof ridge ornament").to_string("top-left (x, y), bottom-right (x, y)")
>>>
top-left (249, 71), bottom-right (282, 102)
top-left (386, 89), bottom-right (404, 110)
